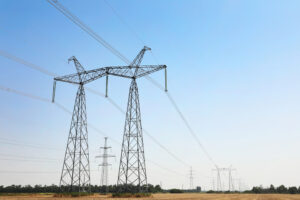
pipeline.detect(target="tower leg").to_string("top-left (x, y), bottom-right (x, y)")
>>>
top-left (117, 79), bottom-right (147, 190)
top-left (60, 84), bottom-right (90, 192)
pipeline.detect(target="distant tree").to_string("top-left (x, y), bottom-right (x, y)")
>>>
top-left (169, 189), bottom-right (183, 193)
top-left (154, 185), bottom-right (162, 192)
top-left (276, 185), bottom-right (287, 194)
top-left (252, 186), bottom-right (262, 194)
top-left (288, 187), bottom-right (298, 194)
top-left (269, 184), bottom-right (275, 193)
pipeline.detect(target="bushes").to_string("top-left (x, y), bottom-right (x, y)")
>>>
top-left (0, 184), bottom-right (163, 194)
top-left (169, 189), bottom-right (183, 193)
top-left (249, 185), bottom-right (300, 194)
top-left (111, 192), bottom-right (151, 198)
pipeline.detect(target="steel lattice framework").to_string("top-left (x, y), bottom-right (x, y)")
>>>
top-left (52, 56), bottom-right (111, 192)
top-left (117, 78), bottom-right (146, 186)
top-left (52, 47), bottom-right (166, 192)
top-left (104, 46), bottom-right (167, 189)
top-left (96, 137), bottom-right (115, 187)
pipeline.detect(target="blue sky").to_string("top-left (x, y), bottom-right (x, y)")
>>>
top-left (0, 0), bottom-right (300, 190)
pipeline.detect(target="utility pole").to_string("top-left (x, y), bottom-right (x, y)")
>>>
top-left (96, 137), bottom-right (115, 187)
top-left (189, 167), bottom-right (194, 190)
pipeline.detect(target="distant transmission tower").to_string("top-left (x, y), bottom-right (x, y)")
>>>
top-left (96, 137), bottom-right (115, 186)
top-left (52, 56), bottom-right (109, 192)
top-left (189, 167), bottom-right (194, 190)
top-left (213, 167), bottom-right (223, 191)
top-left (212, 166), bottom-right (236, 192)
top-left (228, 165), bottom-right (236, 191)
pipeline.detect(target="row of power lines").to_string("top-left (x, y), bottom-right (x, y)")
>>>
top-left (0, 0), bottom-right (248, 191)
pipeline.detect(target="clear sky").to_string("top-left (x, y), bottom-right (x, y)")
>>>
top-left (0, 0), bottom-right (300, 190)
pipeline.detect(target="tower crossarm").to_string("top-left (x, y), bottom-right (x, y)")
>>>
top-left (81, 65), bottom-right (166, 80)
top-left (134, 65), bottom-right (166, 78)
top-left (54, 67), bottom-right (108, 85)
top-left (96, 155), bottom-right (115, 158)
top-left (54, 64), bottom-right (167, 84)
top-left (53, 64), bottom-right (166, 85)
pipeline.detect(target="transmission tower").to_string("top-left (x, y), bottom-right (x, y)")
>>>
top-left (52, 56), bottom-right (111, 192)
top-left (115, 47), bottom-right (166, 189)
top-left (93, 46), bottom-right (166, 189)
top-left (212, 167), bottom-right (225, 191)
top-left (189, 167), bottom-right (194, 190)
top-left (96, 137), bottom-right (115, 186)
top-left (212, 166), bottom-right (236, 192)
top-left (52, 47), bottom-right (166, 191)
top-left (228, 165), bottom-right (236, 191)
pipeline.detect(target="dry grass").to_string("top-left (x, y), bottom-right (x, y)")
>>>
top-left (1, 193), bottom-right (300, 200)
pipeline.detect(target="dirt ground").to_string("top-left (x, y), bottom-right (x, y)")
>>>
top-left (2, 193), bottom-right (300, 200)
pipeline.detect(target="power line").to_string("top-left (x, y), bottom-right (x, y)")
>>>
top-left (0, 85), bottom-right (186, 178)
top-left (0, 85), bottom-right (51, 103)
top-left (0, 153), bottom-right (58, 161)
top-left (0, 158), bottom-right (58, 163)
top-left (0, 52), bottom-right (190, 169)
top-left (0, 139), bottom-right (61, 151)
top-left (147, 159), bottom-right (185, 177)
top-left (86, 85), bottom-right (187, 168)
top-left (102, 0), bottom-right (146, 46)
top-left (0, 170), bottom-right (100, 174)
top-left (0, 49), bottom-right (56, 76)
top-left (143, 129), bottom-right (189, 167)
top-left (166, 92), bottom-right (218, 168)
top-left (46, 0), bottom-right (131, 65)
top-left (0, 170), bottom-right (60, 174)
top-left (50, 0), bottom-right (218, 168)
top-left (0, 48), bottom-right (208, 186)
top-left (0, 84), bottom-right (185, 178)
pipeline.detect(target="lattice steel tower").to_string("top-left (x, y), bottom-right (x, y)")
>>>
top-left (189, 167), bottom-right (194, 190)
top-left (96, 137), bottom-right (115, 186)
top-left (52, 56), bottom-right (111, 192)
top-left (52, 48), bottom-right (167, 191)
top-left (115, 47), bottom-right (166, 188)
top-left (94, 46), bottom-right (167, 188)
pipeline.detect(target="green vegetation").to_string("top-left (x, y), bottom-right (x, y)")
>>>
top-left (206, 185), bottom-right (300, 194)
top-left (0, 184), bottom-right (162, 194)
top-left (169, 189), bottom-right (183, 193)
top-left (112, 192), bottom-right (152, 198)
top-left (249, 185), bottom-right (300, 194)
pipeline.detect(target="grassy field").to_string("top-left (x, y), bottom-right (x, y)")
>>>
top-left (2, 193), bottom-right (300, 200)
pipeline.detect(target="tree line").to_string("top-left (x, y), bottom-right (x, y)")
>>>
top-left (249, 185), bottom-right (300, 194)
top-left (0, 184), bottom-right (163, 193)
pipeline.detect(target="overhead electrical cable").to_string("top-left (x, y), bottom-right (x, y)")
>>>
top-left (46, 0), bottom-right (131, 65)
top-left (0, 85), bottom-right (186, 176)
top-left (0, 49), bottom-right (56, 77)
top-left (92, 0), bottom-right (219, 168)
top-left (0, 51), bottom-right (189, 168)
